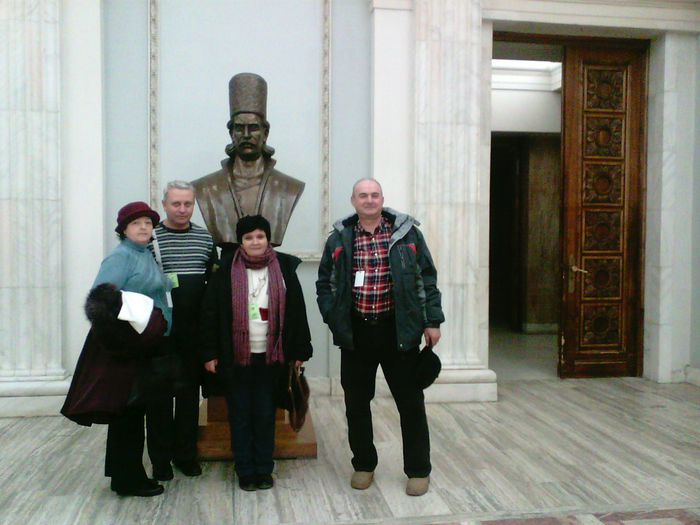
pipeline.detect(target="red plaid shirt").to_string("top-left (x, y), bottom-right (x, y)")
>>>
top-left (352, 217), bottom-right (394, 316)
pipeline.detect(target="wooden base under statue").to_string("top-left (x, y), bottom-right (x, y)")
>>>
top-left (197, 396), bottom-right (318, 460)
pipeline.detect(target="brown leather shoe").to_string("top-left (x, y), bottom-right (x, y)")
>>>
top-left (350, 471), bottom-right (374, 490)
top-left (406, 476), bottom-right (429, 496)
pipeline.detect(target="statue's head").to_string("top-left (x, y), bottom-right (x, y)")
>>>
top-left (225, 73), bottom-right (274, 160)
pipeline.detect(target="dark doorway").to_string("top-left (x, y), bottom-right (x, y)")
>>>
top-left (489, 135), bottom-right (526, 331)
top-left (489, 133), bottom-right (562, 381)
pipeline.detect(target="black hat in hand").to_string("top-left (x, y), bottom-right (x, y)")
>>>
top-left (415, 345), bottom-right (441, 389)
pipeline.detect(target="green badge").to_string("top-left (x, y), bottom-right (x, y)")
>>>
top-left (167, 273), bottom-right (179, 288)
top-left (248, 303), bottom-right (261, 320)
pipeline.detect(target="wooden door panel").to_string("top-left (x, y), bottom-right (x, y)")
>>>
top-left (560, 44), bottom-right (647, 378)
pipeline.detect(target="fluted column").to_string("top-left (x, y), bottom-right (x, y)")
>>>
top-left (414, 0), bottom-right (496, 401)
top-left (0, 1), bottom-right (65, 386)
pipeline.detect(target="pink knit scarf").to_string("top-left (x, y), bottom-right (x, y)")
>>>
top-left (231, 246), bottom-right (286, 366)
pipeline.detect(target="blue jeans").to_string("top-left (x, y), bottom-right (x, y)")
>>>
top-left (224, 354), bottom-right (283, 478)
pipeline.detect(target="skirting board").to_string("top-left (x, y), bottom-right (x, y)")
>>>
top-left (522, 323), bottom-right (558, 334)
top-left (0, 378), bottom-right (72, 417)
top-left (0, 396), bottom-right (66, 418)
top-left (686, 366), bottom-right (700, 387)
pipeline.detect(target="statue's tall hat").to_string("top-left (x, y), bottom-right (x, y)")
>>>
top-left (229, 73), bottom-right (267, 119)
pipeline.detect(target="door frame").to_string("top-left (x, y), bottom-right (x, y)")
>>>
top-left (493, 31), bottom-right (648, 378)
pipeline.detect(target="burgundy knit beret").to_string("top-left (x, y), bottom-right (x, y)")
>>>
top-left (115, 201), bottom-right (160, 234)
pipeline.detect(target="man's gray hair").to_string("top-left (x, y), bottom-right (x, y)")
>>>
top-left (162, 180), bottom-right (195, 202)
top-left (351, 177), bottom-right (383, 197)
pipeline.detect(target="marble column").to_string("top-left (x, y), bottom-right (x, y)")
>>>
top-left (645, 33), bottom-right (698, 383)
top-left (414, 0), bottom-right (497, 401)
top-left (0, 0), bottom-right (67, 408)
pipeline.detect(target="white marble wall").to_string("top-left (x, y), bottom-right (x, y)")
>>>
top-left (414, 0), bottom-right (497, 401)
top-left (644, 33), bottom-right (698, 383)
top-left (0, 1), bottom-right (65, 385)
top-left (372, 4), bottom-right (414, 214)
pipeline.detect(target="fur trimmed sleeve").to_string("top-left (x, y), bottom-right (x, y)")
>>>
top-left (85, 284), bottom-right (167, 357)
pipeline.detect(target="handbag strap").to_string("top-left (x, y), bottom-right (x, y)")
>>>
top-left (288, 363), bottom-right (303, 389)
top-left (152, 228), bottom-right (173, 308)
top-left (152, 228), bottom-right (164, 271)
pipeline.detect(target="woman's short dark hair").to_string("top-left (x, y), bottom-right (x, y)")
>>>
top-left (236, 215), bottom-right (271, 244)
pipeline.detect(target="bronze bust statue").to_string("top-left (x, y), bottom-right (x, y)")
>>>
top-left (192, 73), bottom-right (304, 247)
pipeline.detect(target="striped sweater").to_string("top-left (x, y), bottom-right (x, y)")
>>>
top-left (148, 222), bottom-right (215, 275)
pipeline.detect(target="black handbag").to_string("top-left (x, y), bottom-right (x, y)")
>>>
top-left (277, 363), bottom-right (310, 432)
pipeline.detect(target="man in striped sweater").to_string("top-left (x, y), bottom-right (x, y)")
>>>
top-left (147, 180), bottom-right (217, 481)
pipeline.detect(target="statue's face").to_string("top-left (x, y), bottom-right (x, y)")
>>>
top-left (231, 112), bottom-right (268, 161)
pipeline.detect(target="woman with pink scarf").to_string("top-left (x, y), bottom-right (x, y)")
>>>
top-left (200, 215), bottom-right (312, 491)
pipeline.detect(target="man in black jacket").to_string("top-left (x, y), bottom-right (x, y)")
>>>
top-left (316, 178), bottom-right (444, 497)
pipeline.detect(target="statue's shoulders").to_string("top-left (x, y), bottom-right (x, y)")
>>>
top-left (268, 167), bottom-right (305, 192)
top-left (192, 163), bottom-right (229, 191)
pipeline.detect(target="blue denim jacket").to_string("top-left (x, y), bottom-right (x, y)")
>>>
top-left (93, 239), bottom-right (173, 335)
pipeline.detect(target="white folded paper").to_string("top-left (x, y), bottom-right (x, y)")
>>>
top-left (117, 291), bottom-right (155, 334)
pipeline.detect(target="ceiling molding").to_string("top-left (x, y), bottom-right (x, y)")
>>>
top-left (483, 0), bottom-right (700, 33)
top-left (492, 60), bottom-right (562, 91)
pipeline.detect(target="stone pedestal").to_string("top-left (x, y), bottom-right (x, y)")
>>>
top-left (197, 397), bottom-right (318, 460)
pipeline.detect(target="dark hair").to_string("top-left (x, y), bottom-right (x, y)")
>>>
top-left (236, 215), bottom-right (271, 244)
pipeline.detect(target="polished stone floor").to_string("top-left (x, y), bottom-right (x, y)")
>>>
top-left (1, 377), bottom-right (699, 525)
top-left (489, 324), bottom-right (558, 381)
top-left (431, 507), bottom-right (700, 524)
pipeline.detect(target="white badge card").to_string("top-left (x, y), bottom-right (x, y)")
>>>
top-left (166, 291), bottom-right (173, 308)
top-left (353, 270), bottom-right (365, 288)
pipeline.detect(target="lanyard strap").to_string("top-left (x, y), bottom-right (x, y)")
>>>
top-left (152, 228), bottom-right (164, 271)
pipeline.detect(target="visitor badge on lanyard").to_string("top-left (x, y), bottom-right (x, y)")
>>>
top-left (248, 303), bottom-right (261, 320)
top-left (166, 273), bottom-right (179, 289)
top-left (354, 270), bottom-right (365, 288)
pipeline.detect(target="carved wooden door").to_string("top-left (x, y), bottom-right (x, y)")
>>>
top-left (559, 43), bottom-right (647, 377)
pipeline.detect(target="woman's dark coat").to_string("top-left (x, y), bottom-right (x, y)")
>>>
top-left (61, 284), bottom-right (168, 426)
top-left (199, 251), bottom-right (313, 378)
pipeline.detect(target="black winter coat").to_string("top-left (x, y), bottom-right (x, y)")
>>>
top-left (199, 250), bottom-right (313, 376)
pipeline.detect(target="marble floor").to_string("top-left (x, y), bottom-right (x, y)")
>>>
top-left (429, 507), bottom-right (700, 524)
top-left (1, 378), bottom-right (699, 525)
top-left (489, 324), bottom-right (559, 381)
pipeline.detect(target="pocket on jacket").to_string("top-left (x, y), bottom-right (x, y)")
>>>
top-left (404, 306), bottom-right (423, 334)
top-left (397, 244), bottom-right (418, 269)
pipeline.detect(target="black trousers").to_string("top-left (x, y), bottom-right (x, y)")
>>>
top-left (146, 324), bottom-right (201, 467)
top-left (146, 383), bottom-right (200, 466)
top-left (105, 404), bottom-right (148, 487)
top-left (224, 354), bottom-right (282, 478)
top-left (341, 316), bottom-right (431, 478)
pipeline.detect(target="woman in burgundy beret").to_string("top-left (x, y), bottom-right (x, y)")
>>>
top-left (62, 201), bottom-right (173, 497)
